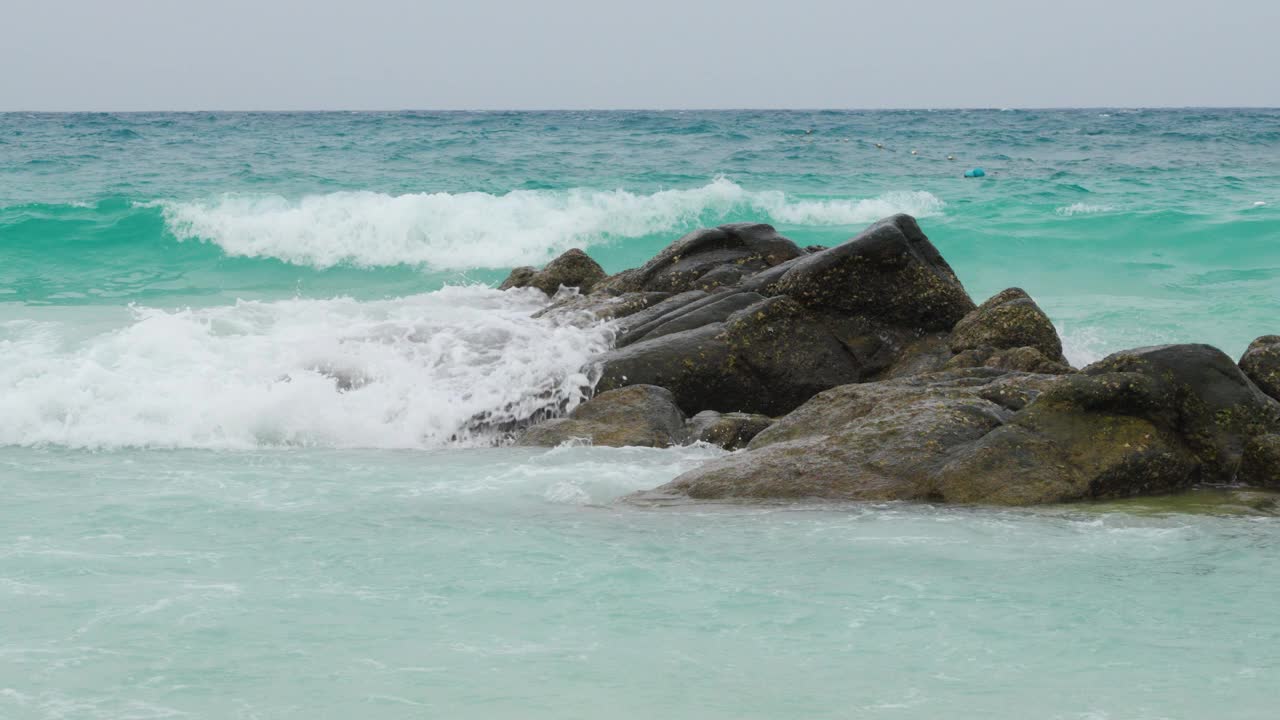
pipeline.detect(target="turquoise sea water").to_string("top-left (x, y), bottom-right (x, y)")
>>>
top-left (2, 110), bottom-right (1280, 717)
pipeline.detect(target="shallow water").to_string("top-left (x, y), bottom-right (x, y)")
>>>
top-left (3, 110), bottom-right (1280, 717)
top-left (3, 447), bottom-right (1279, 719)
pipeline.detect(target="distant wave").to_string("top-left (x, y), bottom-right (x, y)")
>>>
top-left (1055, 202), bottom-right (1115, 216)
top-left (142, 179), bottom-right (946, 269)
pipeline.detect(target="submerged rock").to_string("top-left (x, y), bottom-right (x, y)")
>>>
top-left (687, 411), bottom-right (774, 450)
top-left (516, 385), bottom-right (687, 448)
top-left (499, 248), bottom-right (607, 296)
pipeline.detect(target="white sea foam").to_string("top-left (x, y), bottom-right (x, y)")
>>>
top-left (1055, 203), bottom-right (1115, 216)
top-left (1058, 324), bottom-right (1109, 368)
top-left (0, 287), bottom-right (611, 449)
top-left (144, 179), bottom-right (945, 269)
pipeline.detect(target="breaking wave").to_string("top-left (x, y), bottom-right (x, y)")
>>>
top-left (0, 286), bottom-right (611, 449)
top-left (145, 179), bottom-right (945, 269)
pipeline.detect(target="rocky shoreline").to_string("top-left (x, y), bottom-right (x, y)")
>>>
top-left (501, 215), bottom-right (1280, 506)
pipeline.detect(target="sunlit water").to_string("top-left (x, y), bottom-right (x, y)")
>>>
top-left (2, 110), bottom-right (1279, 718)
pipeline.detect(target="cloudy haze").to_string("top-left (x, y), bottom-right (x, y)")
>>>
top-left (3, 0), bottom-right (1277, 110)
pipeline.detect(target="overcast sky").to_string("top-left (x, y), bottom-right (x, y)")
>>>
top-left (3, 0), bottom-right (1277, 111)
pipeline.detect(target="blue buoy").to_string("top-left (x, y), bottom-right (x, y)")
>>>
top-left (964, 168), bottom-right (986, 178)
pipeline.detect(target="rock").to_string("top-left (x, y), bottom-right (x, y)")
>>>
top-left (516, 385), bottom-right (687, 448)
top-left (1240, 434), bottom-right (1280, 488)
top-left (880, 333), bottom-right (954, 379)
top-left (1080, 344), bottom-right (1280, 479)
top-left (640, 368), bottom-right (1059, 503)
top-left (621, 291), bottom-right (766, 348)
top-left (1078, 487), bottom-right (1280, 517)
top-left (949, 288), bottom-right (1067, 363)
top-left (945, 346), bottom-right (1074, 375)
top-left (640, 344), bottom-right (1280, 505)
top-left (687, 411), bottom-right (774, 450)
top-left (533, 291), bottom-right (673, 324)
top-left (1239, 335), bottom-right (1280, 402)
top-left (623, 222), bottom-right (805, 294)
top-left (596, 216), bottom-right (978, 416)
top-left (763, 214), bottom-right (975, 329)
top-left (499, 266), bottom-right (537, 291)
top-left (613, 290), bottom-right (711, 346)
top-left (803, 244), bottom-right (828, 253)
top-left (499, 248), bottom-right (607, 296)
top-left (598, 295), bottom-right (910, 416)
top-left (591, 268), bottom-right (644, 297)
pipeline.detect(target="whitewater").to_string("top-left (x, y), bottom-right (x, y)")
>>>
top-left (2, 109), bottom-right (1279, 719)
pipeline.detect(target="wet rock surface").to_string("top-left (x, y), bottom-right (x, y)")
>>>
top-left (687, 411), bottom-right (774, 450)
top-left (1240, 335), bottom-right (1280, 402)
top-left (516, 385), bottom-right (687, 448)
top-left (500, 248), bottom-right (607, 296)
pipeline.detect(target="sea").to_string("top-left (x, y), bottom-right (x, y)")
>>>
top-left (1, 109), bottom-right (1278, 718)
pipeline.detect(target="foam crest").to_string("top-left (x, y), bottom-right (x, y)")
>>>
top-left (762, 190), bottom-right (946, 225)
top-left (0, 287), bottom-right (611, 449)
top-left (146, 180), bottom-right (945, 269)
top-left (1055, 203), bottom-right (1116, 216)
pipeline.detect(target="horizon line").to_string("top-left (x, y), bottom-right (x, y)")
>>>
top-left (3, 105), bottom-right (1279, 114)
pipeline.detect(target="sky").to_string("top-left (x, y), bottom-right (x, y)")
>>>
top-left (3, 0), bottom-right (1277, 111)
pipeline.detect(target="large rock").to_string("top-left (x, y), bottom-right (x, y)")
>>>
top-left (762, 214), bottom-right (975, 329)
top-left (639, 344), bottom-right (1280, 505)
top-left (598, 295), bottom-right (911, 416)
top-left (500, 248), bottom-right (607, 296)
top-left (949, 287), bottom-right (1067, 363)
top-left (641, 368), bottom-right (1059, 502)
top-left (595, 216), bottom-right (977, 415)
top-left (620, 291), bottom-right (766, 348)
top-left (1241, 434), bottom-right (1280, 488)
top-left (516, 385), bottom-right (687, 448)
top-left (1079, 344), bottom-right (1280, 478)
top-left (592, 223), bottom-right (804, 295)
top-left (1239, 335), bottom-right (1280, 402)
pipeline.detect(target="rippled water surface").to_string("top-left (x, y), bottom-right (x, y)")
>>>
top-left (2, 110), bottom-right (1279, 718)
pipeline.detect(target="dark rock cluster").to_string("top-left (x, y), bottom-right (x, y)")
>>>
top-left (501, 215), bottom-right (1280, 505)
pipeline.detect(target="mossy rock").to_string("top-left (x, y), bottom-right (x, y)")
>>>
top-left (1240, 434), bottom-right (1280, 488)
top-left (516, 385), bottom-right (687, 448)
top-left (1077, 487), bottom-right (1280, 517)
top-left (945, 345), bottom-right (1073, 375)
top-left (1082, 344), bottom-right (1280, 480)
top-left (1239, 335), bottom-right (1280, 402)
top-left (949, 288), bottom-right (1066, 363)
top-left (499, 248), bottom-right (606, 296)
top-left (765, 214), bottom-right (975, 330)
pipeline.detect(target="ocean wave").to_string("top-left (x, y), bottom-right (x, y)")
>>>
top-left (143, 179), bottom-right (945, 269)
top-left (0, 286), bottom-right (611, 450)
top-left (1055, 202), bottom-right (1116, 216)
